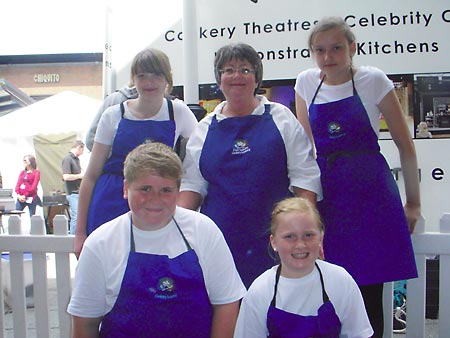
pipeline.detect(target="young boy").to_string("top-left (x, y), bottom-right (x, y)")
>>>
top-left (68, 142), bottom-right (246, 338)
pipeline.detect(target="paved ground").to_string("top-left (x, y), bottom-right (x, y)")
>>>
top-left (4, 278), bottom-right (62, 338)
top-left (393, 320), bottom-right (439, 337)
top-left (3, 253), bottom-right (77, 338)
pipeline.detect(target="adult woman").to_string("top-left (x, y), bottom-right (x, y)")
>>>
top-left (74, 48), bottom-right (198, 257)
top-left (295, 16), bottom-right (419, 337)
top-left (15, 155), bottom-right (41, 218)
top-left (69, 142), bottom-right (245, 338)
top-left (234, 197), bottom-right (373, 338)
top-left (179, 43), bottom-right (321, 287)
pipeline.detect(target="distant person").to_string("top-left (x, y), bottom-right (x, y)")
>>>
top-left (234, 197), bottom-right (373, 338)
top-left (15, 155), bottom-right (41, 218)
top-left (62, 140), bottom-right (85, 234)
top-left (85, 85), bottom-right (138, 151)
top-left (74, 48), bottom-right (198, 258)
top-left (68, 142), bottom-right (245, 338)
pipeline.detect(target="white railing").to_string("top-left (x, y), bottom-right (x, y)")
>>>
top-left (0, 214), bottom-right (74, 338)
top-left (0, 213), bottom-right (449, 337)
top-left (382, 214), bottom-right (450, 338)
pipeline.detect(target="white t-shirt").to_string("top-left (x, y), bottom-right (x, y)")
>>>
top-left (94, 98), bottom-right (198, 146)
top-left (234, 260), bottom-right (373, 338)
top-left (67, 207), bottom-right (246, 318)
top-left (294, 66), bottom-right (394, 137)
top-left (180, 95), bottom-right (322, 200)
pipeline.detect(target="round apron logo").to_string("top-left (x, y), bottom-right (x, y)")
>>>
top-left (153, 277), bottom-right (178, 299)
top-left (232, 139), bottom-right (251, 155)
top-left (327, 122), bottom-right (346, 139)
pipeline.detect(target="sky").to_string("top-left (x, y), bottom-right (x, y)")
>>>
top-left (1, 0), bottom-right (105, 55)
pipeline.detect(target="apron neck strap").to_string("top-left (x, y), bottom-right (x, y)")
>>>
top-left (270, 264), bottom-right (283, 307)
top-left (120, 98), bottom-right (174, 120)
top-left (317, 262), bottom-right (329, 303)
top-left (350, 67), bottom-right (357, 96)
top-left (173, 216), bottom-right (192, 250)
top-left (129, 214), bottom-right (192, 252)
top-left (311, 68), bottom-right (358, 105)
top-left (130, 215), bottom-right (136, 252)
top-left (270, 262), bottom-right (329, 308)
top-left (311, 75), bottom-right (326, 105)
top-left (120, 101), bottom-right (125, 117)
top-left (167, 98), bottom-right (175, 121)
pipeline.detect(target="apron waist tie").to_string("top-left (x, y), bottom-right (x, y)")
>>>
top-left (319, 150), bottom-right (379, 166)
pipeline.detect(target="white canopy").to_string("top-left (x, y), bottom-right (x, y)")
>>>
top-left (0, 91), bottom-right (100, 197)
top-left (0, 91), bottom-right (100, 138)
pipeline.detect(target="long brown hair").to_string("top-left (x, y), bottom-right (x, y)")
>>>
top-left (23, 155), bottom-right (37, 170)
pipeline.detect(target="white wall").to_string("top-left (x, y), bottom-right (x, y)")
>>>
top-left (380, 139), bottom-right (449, 232)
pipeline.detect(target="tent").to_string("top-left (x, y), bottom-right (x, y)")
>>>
top-left (0, 91), bottom-right (100, 208)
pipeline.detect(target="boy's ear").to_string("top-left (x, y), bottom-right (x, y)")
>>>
top-left (123, 179), bottom-right (128, 199)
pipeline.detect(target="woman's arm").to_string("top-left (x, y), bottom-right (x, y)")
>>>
top-left (15, 172), bottom-right (23, 195)
top-left (177, 191), bottom-right (203, 210)
top-left (378, 89), bottom-right (420, 233)
top-left (74, 142), bottom-right (111, 258)
top-left (293, 186), bottom-right (317, 206)
top-left (72, 316), bottom-right (102, 338)
top-left (295, 93), bottom-right (314, 145)
top-left (29, 170), bottom-right (41, 197)
top-left (210, 301), bottom-right (240, 338)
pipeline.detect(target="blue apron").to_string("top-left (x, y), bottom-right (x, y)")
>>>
top-left (87, 99), bottom-right (175, 234)
top-left (308, 74), bottom-right (417, 285)
top-left (199, 105), bottom-right (291, 287)
top-left (267, 263), bottom-right (342, 338)
top-left (99, 216), bottom-right (213, 337)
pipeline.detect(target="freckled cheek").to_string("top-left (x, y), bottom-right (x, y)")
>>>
top-left (132, 193), bottom-right (155, 205)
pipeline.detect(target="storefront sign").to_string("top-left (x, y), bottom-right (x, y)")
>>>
top-left (33, 73), bottom-right (60, 83)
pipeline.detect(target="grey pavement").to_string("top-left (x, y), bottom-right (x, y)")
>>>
top-left (393, 319), bottom-right (439, 338)
top-left (3, 253), bottom-right (77, 338)
top-left (3, 278), bottom-right (62, 338)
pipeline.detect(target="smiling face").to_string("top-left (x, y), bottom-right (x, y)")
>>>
top-left (134, 72), bottom-right (167, 99)
top-left (311, 27), bottom-right (356, 84)
top-left (219, 57), bottom-right (259, 101)
top-left (270, 210), bottom-right (323, 278)
top-left (124, 172), bottom-right (179, 231)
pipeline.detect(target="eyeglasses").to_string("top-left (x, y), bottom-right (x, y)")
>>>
top-left (219, 68), bottom-right (256, 76)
